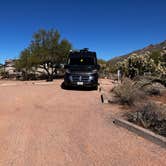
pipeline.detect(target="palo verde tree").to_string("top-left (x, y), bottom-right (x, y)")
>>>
top-left (16, 29), bottom-right (72, 80)
top-left (15, 48), bottom-right (34, 80)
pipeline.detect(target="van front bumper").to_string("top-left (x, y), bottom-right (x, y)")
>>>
top-left (64, 73), bottom-right (98, 87)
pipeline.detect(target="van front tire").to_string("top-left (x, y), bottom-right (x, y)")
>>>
top-left (93, 86), bottom-right (98, 90)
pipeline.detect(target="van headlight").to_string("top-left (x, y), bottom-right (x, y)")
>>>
top-left (66, 69), bottom-right (71, 74)
top-left (89, 76), bottom-right (94, 80)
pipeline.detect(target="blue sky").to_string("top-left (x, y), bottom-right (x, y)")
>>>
top-left (0, 0), bottom-right (166, 63)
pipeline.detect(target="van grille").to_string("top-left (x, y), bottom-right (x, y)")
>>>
top-left (72, 75), bottom-right (89, 82)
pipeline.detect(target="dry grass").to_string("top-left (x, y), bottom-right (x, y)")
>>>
top-left (112, 78), bottom-right (145, 105)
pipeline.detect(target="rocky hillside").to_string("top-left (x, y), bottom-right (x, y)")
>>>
top-left (108, 40), bottom-right (166, 65)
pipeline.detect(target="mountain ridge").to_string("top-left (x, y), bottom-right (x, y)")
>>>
top-left (108, 40), bottom-right (166, 65)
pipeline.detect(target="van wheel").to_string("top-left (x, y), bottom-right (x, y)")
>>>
top-left (93, 86), bottom-right (98, 90)
top-left (61, 82), bottom-right (68, 89)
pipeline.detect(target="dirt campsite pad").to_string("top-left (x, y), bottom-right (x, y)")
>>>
top-left (0, 80), bottom-right (165, 166)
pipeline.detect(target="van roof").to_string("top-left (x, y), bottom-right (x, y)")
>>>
top-left (69, 51), bottom-right (96, 58)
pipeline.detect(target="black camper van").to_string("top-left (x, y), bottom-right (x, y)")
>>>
top-left (63, 48), bottom-right (100, 89)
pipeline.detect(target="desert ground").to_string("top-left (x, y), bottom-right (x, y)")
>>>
top-left (0, 79), bottom-right (165, 166)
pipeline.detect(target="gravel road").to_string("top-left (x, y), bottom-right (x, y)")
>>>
top-left (0, 80), bottom-right (165, 166)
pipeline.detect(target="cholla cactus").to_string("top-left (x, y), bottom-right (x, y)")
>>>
top-left (156, 62), bottom-right (166, 76)
top-left (117, 53), bottom-right (157, 78)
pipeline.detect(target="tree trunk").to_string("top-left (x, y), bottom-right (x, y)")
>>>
top-left (43, 63), bottom-right (53, 82)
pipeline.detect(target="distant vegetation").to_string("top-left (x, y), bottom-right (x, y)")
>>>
top-left (97, 59), bottom-right (109, 77)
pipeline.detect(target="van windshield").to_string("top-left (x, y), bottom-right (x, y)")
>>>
top-left (68, 57), bottom-right (96, 65)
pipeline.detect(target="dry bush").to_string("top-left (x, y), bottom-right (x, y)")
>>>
top-left (127, 102), bottom-right (166, 137)
top-left (134, 76), bottom-right (166, 94)
top-left (114, 77), bottom-right (166, 136)
top-left (112, 78), bottom-right (146, 105)
top-left (143, 85), bottom-right (161, 96)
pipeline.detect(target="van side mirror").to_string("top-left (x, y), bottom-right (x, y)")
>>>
top-left (96, 64), bottom-right (100, 70)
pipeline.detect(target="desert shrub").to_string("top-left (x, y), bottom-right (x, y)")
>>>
top-left (143, 82), bottom-right (166, 96)
top-left (162, 79), bottom-right (166, 87)
top-left (112, 78), bottom-right (146, 105)
top-left (148, 87), bottom-right (161, 95)
top-left (133, 76), bottom-right (166, 95)
top-left (143, 85), bottom-right (161, 96)
top-left (152, 77), bottom-right (166, 88)
top-left (127, 102), bottom-right (166, 137)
